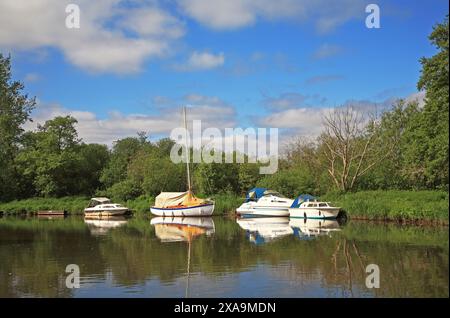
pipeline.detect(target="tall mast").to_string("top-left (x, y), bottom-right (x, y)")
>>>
top-left (183, 106), bottom-right (191, 191)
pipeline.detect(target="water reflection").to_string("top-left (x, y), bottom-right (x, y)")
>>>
top-left (150, 217), bottom-right (215, 297)
top-left (236, 217), bottom-right (293, 245)
top-left (0, 215), bottom-right (447, 297)
top-left (151, 217), bottom-right (215, 242)
top-left (236, 217), bottom-right (342, 244)
top-left (37, 215), bottom-right (67, 220)
top-left (84, 216), bottom-right (129, 236)
top-left (290, 218), bottom-right (341, 239)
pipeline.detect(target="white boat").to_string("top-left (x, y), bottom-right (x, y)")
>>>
top-left (84, 197), bottom-right (130, 216)
top-left (236, 217), bottom-right (293, 244)
top-left (150, 107), bottom-right (215, 217)
top-left (288, 195), bottom-right (340, 219)
top-left (289, 218), bottom-right (341, 238)
top-left (150, 192), bottom-right (214, 217)
top-left (236, 188), bottom-right (294, 217)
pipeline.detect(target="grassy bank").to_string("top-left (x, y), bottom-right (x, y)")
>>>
top-left (322, 190), bottom-right (449, 224)
top-left (0, 196), bottom-right (89, 215)
top-left (0, 193), bottom-right (243, 216)
top-left (1, 190), bottom-right (448, 223)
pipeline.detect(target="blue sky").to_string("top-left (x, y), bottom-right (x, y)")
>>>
top-left (0, 0), bottom-right (448, 144)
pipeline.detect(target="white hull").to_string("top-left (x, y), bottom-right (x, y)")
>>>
top-left (84, 208), bottom-right (129, 217)
top-left (150, 203), bottom-right (214, 217)
top-left (236, 206), bottom-right (290, 217)
top-left (288, 207), bottom-right (340, 219)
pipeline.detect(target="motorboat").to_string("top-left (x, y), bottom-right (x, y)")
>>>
top-left (289, 218), bottom-right (341, 238)
top-left (236, 217), bottom-right (293, 244)
top-left (150, 107), bottom-right (214, 217)
top-left (288, 194), bottom-right (340, 219)
top-left (84, 197), bottom-right (130, 217)
top-left (236, 188), bottom-right (294, 217)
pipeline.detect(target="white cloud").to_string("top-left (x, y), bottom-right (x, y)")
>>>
top-left (258, 107), bottom-right (332, 137)
top-left (177, 0), bottom-right (367, 32)
top-left (24, 96), bottom-right (237, 146)
top-left (117, 7), bottom-right (185, 39)
top-left (173, 51), bottom-right (225, 71)
top-left (0, 0), bottom-right (184, 74)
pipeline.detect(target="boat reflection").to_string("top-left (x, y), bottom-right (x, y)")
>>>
top-left (150, 217), bottom-right (215, 242)
top-left (289, 218), bottom-right (341, 239)
top-left (236, 217), bottom-right (293, 245)
top-left (236, 216), bottom-right (342, 244)
top-left (84, 216), bottom-right (129, 236)
top-left (150, 217), bottom-right (215, 298)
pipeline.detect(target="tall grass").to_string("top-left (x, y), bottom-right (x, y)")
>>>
top-left (125, 195), bottom-right (153, 213)
top-left (210, 193), bottom-right (243, 215)
top-left (0, 196), bottom-right (89, 214)
top-left (322, 190), bottom-right (449, 223)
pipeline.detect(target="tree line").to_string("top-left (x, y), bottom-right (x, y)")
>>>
top-left (0, 16), bottom-right (448, 202)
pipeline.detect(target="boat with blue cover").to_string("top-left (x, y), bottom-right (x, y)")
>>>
top-left (289, 194), bottom-right (340, 219)
top-left (235, 188), bottom-right (294, 216)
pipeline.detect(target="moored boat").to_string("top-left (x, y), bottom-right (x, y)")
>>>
top-left (236, 188), bottom-right (293, 217)
top-left (150, 191), bottom-right (214, 217)
top-left (150, 107), bottom-right (214, 217)
top-left (288, 194), bottom-right (340, 219)
top-left (84, 197), bottom-right (130, 217)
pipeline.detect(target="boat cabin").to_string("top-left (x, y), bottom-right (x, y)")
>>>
top-left (300, 202), bottom-right (332, 208)
top-left (87, 197), bottom-right (111, 207)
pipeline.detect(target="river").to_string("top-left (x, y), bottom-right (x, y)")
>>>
top-left (0, 215), bottom-right (448, 297)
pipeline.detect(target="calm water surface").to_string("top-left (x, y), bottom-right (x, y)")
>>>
top-left (0, 215), bottom-right (448, 297)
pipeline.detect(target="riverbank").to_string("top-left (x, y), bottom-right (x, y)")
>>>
top-left (0, 193), bottom-right (244, 216)
top-left (322, 190), bottom-right (449, 225)
top-left (0, 190), bottom-right (448, 224)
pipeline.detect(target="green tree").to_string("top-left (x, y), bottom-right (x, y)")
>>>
top-left (409, 15), bottom-right (449, 188)
top-left (16, 116), bottom-right (82, 196)
top-left (75, 143), bottom-right (110, 195)
top-left (100, 136), bottom-right (150, 188)
top-left (0, 54), bottom-right (35, 201)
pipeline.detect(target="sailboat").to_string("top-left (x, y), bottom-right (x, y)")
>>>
top-left (150, 107), bottom-right (215, 217)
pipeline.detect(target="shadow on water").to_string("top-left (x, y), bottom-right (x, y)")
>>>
top-left (0, 214), bottom-right (448, 297)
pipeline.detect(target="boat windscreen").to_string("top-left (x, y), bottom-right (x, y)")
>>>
top-left (263, 190), bottom-right (285, 198)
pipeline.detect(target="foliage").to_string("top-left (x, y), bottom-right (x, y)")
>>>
top-left (0, 54), bottom-right (35, 201)
top-left (322, 190), bottom-right (449, 222)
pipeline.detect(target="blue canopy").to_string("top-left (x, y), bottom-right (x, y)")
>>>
top-left (290, 194), bottom-right (316, 208)
top-left (245, 188), bottom-right (267, 202)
